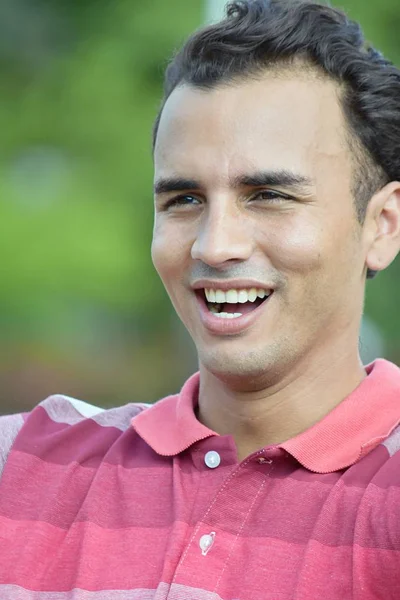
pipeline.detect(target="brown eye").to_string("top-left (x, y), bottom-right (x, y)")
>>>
top-left (253, 190), bottom-right (291, 203)
top-left (165, 195), bottom-right (202, 209)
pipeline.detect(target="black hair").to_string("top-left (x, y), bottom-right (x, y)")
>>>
top-left (153, 0), bottom-right (400, 279)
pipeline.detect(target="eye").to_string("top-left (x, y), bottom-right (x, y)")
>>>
top-left (251, 190), bottom-right (292, 203)
top-left (163, 194), bottom-right (202, 210)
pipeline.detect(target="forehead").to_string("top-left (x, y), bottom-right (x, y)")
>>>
top-left (154, 73), bottom-right (350, 185)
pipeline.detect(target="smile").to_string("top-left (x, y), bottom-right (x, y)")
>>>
top-left (204, 287), bottom-right (271, 318)
top-left (195, 285), bottom-right (274, 334)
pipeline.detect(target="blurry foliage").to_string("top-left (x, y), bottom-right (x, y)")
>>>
top-left (0, 0), bottom-right (201, 331)
top-left (0, 0), bottom-right (398, 409)
top-left (0, 0), bottom-right (202, 407)
top-left (341, 0), bottom-right (400, 362)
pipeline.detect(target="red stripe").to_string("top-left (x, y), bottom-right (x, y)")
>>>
top-left (0, 515), bottom-right (188, 591)
top-left (13, 407), bottom-right (122, 467)
top-left (2, 448), bottom-right (400, 550)
top-left (1, 515), bottom-right (398, 599)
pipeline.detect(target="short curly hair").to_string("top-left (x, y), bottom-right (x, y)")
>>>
top-left (153, 0), bottom-right (400, 279)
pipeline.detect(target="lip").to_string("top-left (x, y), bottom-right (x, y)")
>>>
top-left (191, 279), bottom-right (275, 292)
top-left (195, 288), bottom-right (273, 335)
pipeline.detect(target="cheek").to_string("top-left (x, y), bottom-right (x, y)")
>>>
top-left (151, 220), bottom-right (190, 283)
top-left (151, 222), bottom-right (197, 323)
top-left (261, 217), bottom-right (326, 274)
top-left (262, 210), bottom-right (356, 276)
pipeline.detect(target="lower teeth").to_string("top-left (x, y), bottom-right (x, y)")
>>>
top-left (209, 304), bottom-right (242, 319)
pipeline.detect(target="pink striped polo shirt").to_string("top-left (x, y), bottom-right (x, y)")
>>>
top-left (0, 358), bottom-right (400, 599)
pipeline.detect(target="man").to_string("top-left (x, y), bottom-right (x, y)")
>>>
top-left (0, 0), bottom-right (399, 598)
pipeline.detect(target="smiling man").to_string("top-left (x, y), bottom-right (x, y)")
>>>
top-left (1, 0), bottom-right (400, 599)
top-left (152, 73), bottom-right (384, 460)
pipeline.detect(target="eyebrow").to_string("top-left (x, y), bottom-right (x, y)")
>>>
top-left (154, 178), bottom-right (200, 195)
top-left (233, 170), bottom-right (314, 193)
top-left (154, 169), bottom-right (314, 195)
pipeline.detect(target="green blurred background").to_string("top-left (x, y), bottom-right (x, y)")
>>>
top-left (0, 0), bottom-right (398, 413)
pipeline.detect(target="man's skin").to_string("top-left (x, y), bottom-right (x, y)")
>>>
top-left (152, 67), bottom-right (400, 462)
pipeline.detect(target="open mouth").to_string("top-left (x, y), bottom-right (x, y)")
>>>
top-left (199, 287), bottom-right (273, 319)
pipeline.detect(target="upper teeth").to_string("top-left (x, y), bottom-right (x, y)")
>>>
top-left (204, 288), bottom-right (270, 303)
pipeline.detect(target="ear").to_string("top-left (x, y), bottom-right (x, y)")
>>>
top-left (364, 181), bottom-right (400, 274)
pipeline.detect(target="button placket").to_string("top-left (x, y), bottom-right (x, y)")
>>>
top-left (171, 454), bottom-right (276, 593)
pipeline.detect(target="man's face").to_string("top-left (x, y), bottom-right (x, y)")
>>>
top-left (152, 72), bottom-right (369, 387)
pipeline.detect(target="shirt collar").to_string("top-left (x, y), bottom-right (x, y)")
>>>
top-left (131, 359), bottom-right (400, 473)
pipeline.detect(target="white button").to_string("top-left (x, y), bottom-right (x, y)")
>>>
top-left (199, 532), bottom-right (216, 556)
top-left (204, 450), bottom-right (221, 469)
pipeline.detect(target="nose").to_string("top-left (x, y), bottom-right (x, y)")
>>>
top-left (191, 200), bottom-right (254, 267)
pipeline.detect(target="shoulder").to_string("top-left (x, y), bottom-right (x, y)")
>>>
top-left (34, 393), bottom-right (151, 430)
top-left (0, 394), bottom-right (152, 478)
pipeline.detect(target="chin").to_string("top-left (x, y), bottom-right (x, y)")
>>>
top-left (198, 345), bottom-right (280, 390)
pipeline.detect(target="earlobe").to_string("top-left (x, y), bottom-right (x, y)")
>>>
top-left (365, 182), bottom-right (400, 274)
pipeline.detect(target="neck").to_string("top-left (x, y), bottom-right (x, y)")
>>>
top-left (197, 346), bottom-right (366, 462)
